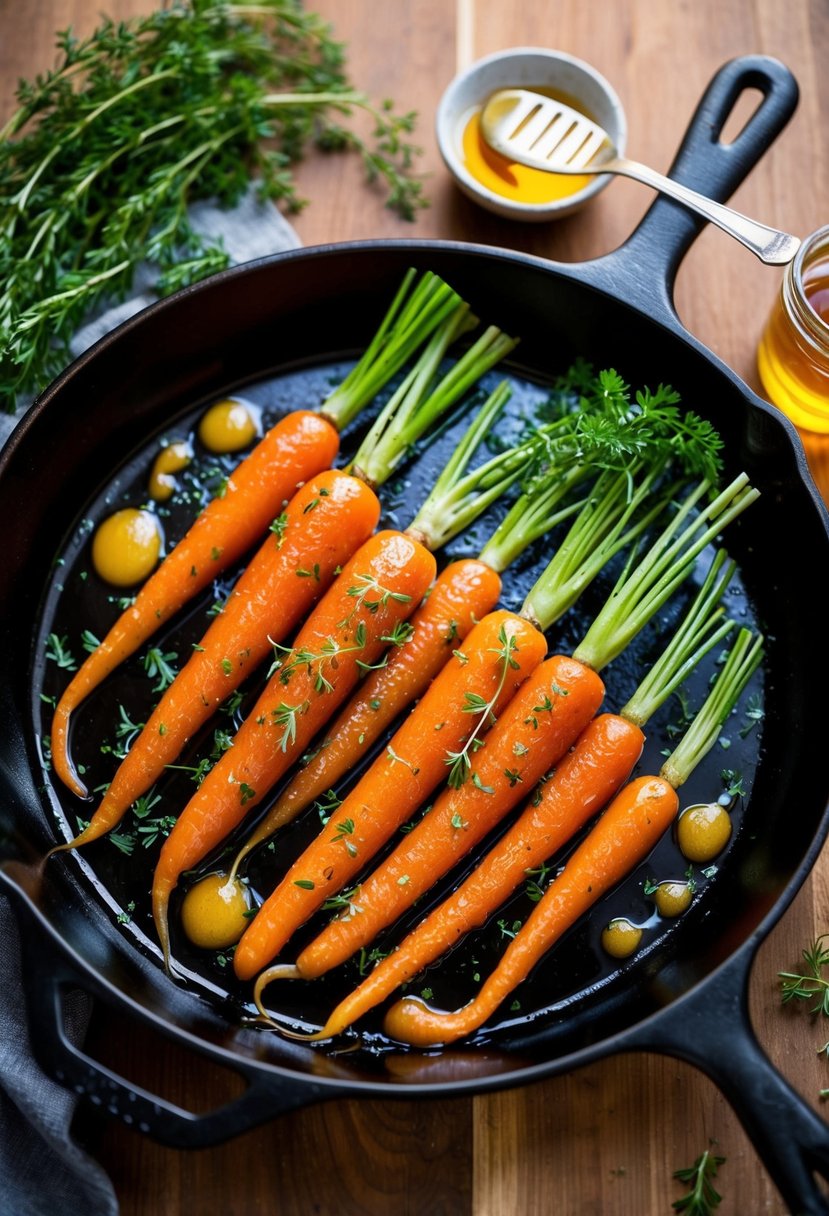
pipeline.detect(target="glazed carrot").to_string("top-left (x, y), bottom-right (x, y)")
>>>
top-left (269, 713), bottom-right (644, 1038)
top-left (383, 628), bottom-right (763, 1045)
top-left (56, 470), bottom-right (379, 851)
top-left (229, 558), bottom-right (503, 867)
top-left (52, 410), bottom-right (339, 797)
top-left (233, 610), bottom-right (547, 980)
top-left (50, 268), bottom-right (477, 799)
top-left (256, 550), bottom-right (740, 1035)
top-left (288, 654), bottom-right (605, 980)
top-left (152, 529), bottom-right (436, 964)
top-left (224, 390), bottom-right (587, 868)
top-left (383, 774), bottom-right (679, 1047)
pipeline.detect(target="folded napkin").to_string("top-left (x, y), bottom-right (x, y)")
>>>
top-left (0, 186), bottom-right (300, 1216)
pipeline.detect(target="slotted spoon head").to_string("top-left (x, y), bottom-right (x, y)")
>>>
top-left (481, 88), bottom-right (615, 173)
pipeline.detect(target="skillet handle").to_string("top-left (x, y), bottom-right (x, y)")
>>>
top-left (620, 946), bottom-right (829, 1215)
top-left (592, 55), bottom-right (799, 318)
top-left (3, 875), bottom-right (334, 1148)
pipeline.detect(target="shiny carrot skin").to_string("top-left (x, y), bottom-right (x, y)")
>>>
top-left (292, 713), bottom-right (643, 1038)
top-left (152, 530), bottom-right (436, 963)
top-left (234, 610), bottom-right (547, 980)
top-left (235, 559), bottom-right (503, 851)
top-left (53, 410), bottom-right (339, 797)
top-left (293, 655), bottom-right (605, 978)
top-left (383, 775), bottom-right (678, 1046)
top-left (60, 471), bottom-right (379, 851)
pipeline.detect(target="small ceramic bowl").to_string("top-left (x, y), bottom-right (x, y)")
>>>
top-left (436, 47), bottom-right (627, 221)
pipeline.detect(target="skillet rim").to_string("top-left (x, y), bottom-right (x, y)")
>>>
top-left (2, 234), bottom-right (829, 1100)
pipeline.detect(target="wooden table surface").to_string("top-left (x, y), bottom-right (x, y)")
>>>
top-left (2, 1), bottom-right (828, 1212)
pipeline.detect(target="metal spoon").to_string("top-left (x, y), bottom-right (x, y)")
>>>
top-left (480, 88), bottom-right (800, 265)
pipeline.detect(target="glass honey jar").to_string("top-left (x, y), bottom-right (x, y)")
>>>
top-left (757, 225), bottom-right (829, 500)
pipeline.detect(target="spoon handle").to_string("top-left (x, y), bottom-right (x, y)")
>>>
top-left (607, 154), bottom-right (800, 265)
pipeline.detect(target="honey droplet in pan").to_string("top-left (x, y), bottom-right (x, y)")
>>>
top-left (677, 802), bottom-right (732, 863)
top-left (148, 440), bottom-right (193, 502)
top-left (198, 399), bottom-right (260, 454)
top-left (91, 508), bottom-right (162, 586)
top-left (601, 917), bottom-right (643, 959)
top-left (652, 880), bottom-right (693, 919)
top-left (180, 873), bottom-right (251, 950)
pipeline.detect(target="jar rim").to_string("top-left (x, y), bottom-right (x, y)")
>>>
top-left (785, 225), bottom-right (829, 356)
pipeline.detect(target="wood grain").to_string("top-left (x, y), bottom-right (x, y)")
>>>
top-left (2, 1), bottom-right (828, 1213)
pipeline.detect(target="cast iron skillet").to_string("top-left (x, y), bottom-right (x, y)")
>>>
top-left (2, 55), bottom-right (829, 1213)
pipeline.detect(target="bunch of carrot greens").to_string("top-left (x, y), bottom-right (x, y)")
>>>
top-left (0, 0), bottom-right (427, 407)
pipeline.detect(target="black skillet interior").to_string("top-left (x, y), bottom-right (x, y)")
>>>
top-left (1, 57), bottom-right (828, 1183)
top-left (3, 233), bottom-right (826, 1060)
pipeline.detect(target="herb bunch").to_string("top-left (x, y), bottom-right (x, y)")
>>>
top-left (0, 0), bottom-right (425, 407)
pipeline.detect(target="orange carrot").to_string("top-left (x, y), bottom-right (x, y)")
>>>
top-left (371, 627), bottom-right (758, 1045)
top-left (383, 774), bottom-right (678, 1046)
top-left (269, 713), bottom-right (643, 1038)
top-left (288, 654), bottom-right (605, 980)
top-left (56, 470), bottom-right (379, 851)
top-left (52, 410), bottom-right (339, 797)
top-left (151, 529), bottom-right (436, 964)
top-left (233, 610), bottom-right (547, 981)
top-left (230, 559), bottom-right (502, 864)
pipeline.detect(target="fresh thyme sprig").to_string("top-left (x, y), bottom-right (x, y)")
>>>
top-left (445, 624), bottom-right (519, 789)
top-left (672, 1147), bottom-right (726, 1215)
top-left (273, 621), bottom-right (369, 693)
top-left (1, 0), bottom-right (426, 406)
top-left (779, 935), bottom-right (829, 1017)
top-left (142, 646), bottom-right (178, 692)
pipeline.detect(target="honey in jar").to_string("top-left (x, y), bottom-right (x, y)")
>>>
top-left (757, 225), bottom-right (829, 501)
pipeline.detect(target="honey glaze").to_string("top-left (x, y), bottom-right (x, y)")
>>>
top-left (757, 225), bottom-right (829, 501)
top-left (650, 879), bottom-right (693, 919)
top-left (461, 88), bottom-right (593, 205)
top-left (91, 507), bottom-right (162, 586)
top-left (676, 801), bottom-right (732, 863)
top-left (180, 872), bottom-right (251, 949)
top-left (600, 917), bottom-right (643, 959)
top-left (198, 398), bottom-right (261, 453)
top-left (148, 440), bottom-right (193, 502)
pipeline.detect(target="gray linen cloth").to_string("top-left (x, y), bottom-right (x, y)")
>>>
top-left (0, 186), bottom-right (300, 1215)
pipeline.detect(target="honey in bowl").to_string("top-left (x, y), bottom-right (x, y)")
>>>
top-left (461, 88), bottom-right (593, 205)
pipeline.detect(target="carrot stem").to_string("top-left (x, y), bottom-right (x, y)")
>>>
top-left (320, 270), bottom-right (464, 431)
top-left (572, 473), bottom-right (759, 672)
top-left (477, 463), bottom-right (590, 574)
top-left (353, 323), bottom-right (519, 487)
top-left (620, 549), bottom-right (736, 727)
top-left (661, 626), bottom-right (763, 788)
top-left (520, 462), bottom-right (675, 631)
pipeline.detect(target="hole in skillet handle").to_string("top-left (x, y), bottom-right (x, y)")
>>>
top-left (586, 55), bottom-right (800, 321)
top-left (4, 876), bottom-right (335, 1147)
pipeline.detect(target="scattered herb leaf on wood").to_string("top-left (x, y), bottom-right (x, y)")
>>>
top-left (0, 0), bottom-right (426, 407)
top-left (672, 1148), bottom-right (726, 1216)
top-left (779, 935), bottom-right (829, 1017)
